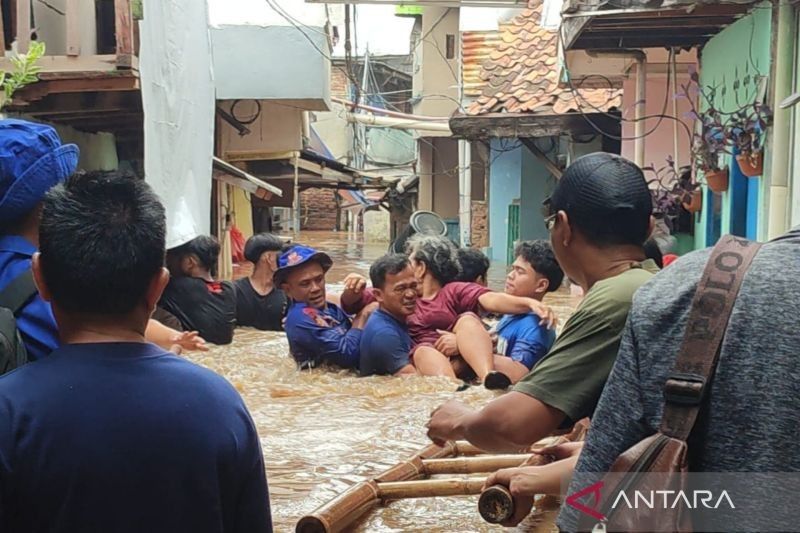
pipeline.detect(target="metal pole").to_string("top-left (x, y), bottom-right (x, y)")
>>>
top-left (634, 55), bottom-right (647, 168)
top-left (293, 152), bottom-right (300, 235)
top-left (670, 49), bottom-right (680, 168)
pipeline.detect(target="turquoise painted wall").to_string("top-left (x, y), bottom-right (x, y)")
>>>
top-left (695, 6), bottom-right (771, 248)
top-left (520, 139), bottom-right (559, 243)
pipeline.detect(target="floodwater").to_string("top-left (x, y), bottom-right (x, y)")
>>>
top-left (186, 231), bottom-right (581, 532)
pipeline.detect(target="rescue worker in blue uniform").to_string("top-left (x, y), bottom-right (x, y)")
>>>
top-left (276, 245), bottom-right (375, 370)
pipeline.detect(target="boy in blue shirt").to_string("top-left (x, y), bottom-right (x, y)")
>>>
top-left (492, 240), bottom-right (564, 383)
top-left (277, 245), bottom-right (374, 370)
top-left (359, 254), bottom-right (419, 376)
top-left (0, 171), bottom-right (271, 532)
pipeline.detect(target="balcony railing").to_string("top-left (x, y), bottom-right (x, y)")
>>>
top-left (0, 0), bottom-right (137, 72)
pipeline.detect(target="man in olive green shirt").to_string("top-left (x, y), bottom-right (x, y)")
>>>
top-left (426, 152), bottom-right (659, 452)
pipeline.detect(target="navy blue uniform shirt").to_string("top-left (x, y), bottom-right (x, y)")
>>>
top-left (284, 301), bottom-right (362, 369)
top-left (359, 308), bottom-right (412, 376)
top-left (0, 342), bottom-right (272, 533)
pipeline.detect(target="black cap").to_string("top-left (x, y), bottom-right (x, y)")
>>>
top-left (547, 153), bottom-right (652, 246)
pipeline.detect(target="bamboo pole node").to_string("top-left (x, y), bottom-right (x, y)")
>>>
top-left (478, 485), bottom-right (515, 524)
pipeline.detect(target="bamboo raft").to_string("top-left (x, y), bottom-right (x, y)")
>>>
top-left (296, 423), bottom-right (588, 533)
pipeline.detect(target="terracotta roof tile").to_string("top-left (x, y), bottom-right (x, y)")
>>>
top-left (464, 0), bottom-right (621, 116)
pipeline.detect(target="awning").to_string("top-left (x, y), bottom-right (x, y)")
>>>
top-left (561, 0), bottom-right (760, 50)
top-left (337, 189), bottom-right (385, 214)
top-left (212, 156), bottom-right (283, 200)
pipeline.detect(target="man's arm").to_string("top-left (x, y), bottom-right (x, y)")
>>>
top-left (477, 292), bottom-right (556, 328)
top-left (427, 392), bottom-right (565, 453)
top-left (293, 317), bottom-right (364, 369)
top-left (145, 319), bottom-right (208, 352)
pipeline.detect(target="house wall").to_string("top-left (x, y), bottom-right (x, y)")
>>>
top-left (232, 188), bottom-right (254, 238)
top-left (695, 7), bottom-right (771, 249)
top-left (620, 72), bottom-right (695, 170)
top-left (431, 137), bottom-right (459, 218)
top-left (413, 7), bottom-right (460, 124)
top-left (217, 100), bottom-right (303, 157)
top-left (520, 139), bottom-right (560, 243)
top-left (33, 0), bottom-right (98, 56)
top-left (300, 188), bottom-right (339, 230)
top-left (487, 140), bottom-right (522, 262)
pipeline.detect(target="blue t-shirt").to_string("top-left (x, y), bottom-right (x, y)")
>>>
top-left (0, 342), bottom-right (272, 533)
top-left (284, 301), bottom-right (362, 369)
top-left (0, 235), bottom-right (59, 361)
top-left (495, 312), bottom-right (555, 369)
top-left (359, 308), bottom-right (412, 376)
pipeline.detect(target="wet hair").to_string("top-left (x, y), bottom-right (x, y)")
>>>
top-left (370, 254), bottom-right (411, 289)
top-left (244, 233), bottom-right (286, 264)
top-left (514, 240), bottom-right (564, 292)
top-left (406, 234), bottom-right (460, 285)
top-left (455, 248), bottom-right (490, 283)
top-left (548, 152), bottom-right (652, 247)
top-left (39, 170), bottom-right (166, 315)
top-left (169, 235), bottom-right (220, 273)
top-left (643, 238), bottom-right (664, 269)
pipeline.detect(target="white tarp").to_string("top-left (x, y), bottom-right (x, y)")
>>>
top-left (140, 0), bottom-right (216, 249)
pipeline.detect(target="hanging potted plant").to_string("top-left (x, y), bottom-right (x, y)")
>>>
top-left (692, 124), bottom-right (729, 193)
top-left (646, 160), bottom-right (702, 235)
top-left (730, 103), bottom-right (772, 177)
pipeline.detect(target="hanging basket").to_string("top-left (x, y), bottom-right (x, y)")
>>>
top-left (735, 151), bottom-right (763, 177)
top-left (704, 167), bottom-right (729, 193)
top-left (681, 190), bottom-right (703, 213)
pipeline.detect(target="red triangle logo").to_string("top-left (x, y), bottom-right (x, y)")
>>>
top-left (565, 480), bottom-right (606, 522)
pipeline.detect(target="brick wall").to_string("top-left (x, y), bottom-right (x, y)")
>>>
top-left (331, 67), bottom-right (349, 98)
top-left (300, 188), bottom-right (339, 230)
top-left (471, 200), bottom-right (488, 249)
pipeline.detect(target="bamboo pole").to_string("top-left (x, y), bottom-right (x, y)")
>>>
top-left (422, 455), bottom-right (532, 475)
top-left (478, 420), bottom-right (590, 524)
top-left (296, 442), bottom-right (456, 533)
top-left (377, 477), bottom-right (487, 500)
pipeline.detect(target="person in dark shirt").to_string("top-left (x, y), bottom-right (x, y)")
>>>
top-left (0, 171), bottom-right (272, 533)
top-left (278, 245), bottom-right (375, 370)
top-left (359, 254), bottom-right (419, 376)
top-left (158, 235), bottom-right (237, 345)
top-left (454, 247), bottom-right (490, 285)
top-left (234, 233), bottom-right (288, 331)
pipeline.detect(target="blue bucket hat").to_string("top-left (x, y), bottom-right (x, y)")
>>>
top-left (274, 245), bottom-right (333, 285)
top-left (0, 119), bottom-right (79, 223)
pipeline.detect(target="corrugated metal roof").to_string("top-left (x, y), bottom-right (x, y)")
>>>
top-left (462, 30), bottom-right (503, 98)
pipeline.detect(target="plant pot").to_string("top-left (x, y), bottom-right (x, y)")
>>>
top-left (736, 151), bottom-right (763, 177)
top-left (681, 190), bottom-right (703, 213)
top-left (704, 167), bottom-right (729, 193)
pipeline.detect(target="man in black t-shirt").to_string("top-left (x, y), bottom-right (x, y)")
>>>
top-left (234, 233), bottom-right (289, 331)
top-left (158, 236), bottom-right (236, 345)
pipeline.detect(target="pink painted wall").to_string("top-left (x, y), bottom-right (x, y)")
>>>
top-left (621, 73), bottom-right (695, 171)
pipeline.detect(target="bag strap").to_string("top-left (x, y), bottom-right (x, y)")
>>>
top-left (0, 269), bottom-right (37, 314)
top-left (659, 235), bottom-right (762, 440)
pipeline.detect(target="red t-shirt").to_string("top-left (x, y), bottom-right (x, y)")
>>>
top-left (348, 282), bottom-right (490, 346)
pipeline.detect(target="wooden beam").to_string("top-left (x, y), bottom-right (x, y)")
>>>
top-left (521, 138), bottom-right (563, 179)
top-left (0, 3), bottom-right (5, 57)
top-left (66, 0), bottom-right (81, 56)
top-left (223, 150), bottom-right (298, 162)
top-left (450, 112), bottom-right (620, 140)
top-left (16, 0), bottom-right (30, 54)
top-left (114, 0), bottom-right (134, 68)
top-left (0, 55), bottom-right (120, 73)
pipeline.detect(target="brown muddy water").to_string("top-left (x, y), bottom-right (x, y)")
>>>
top-left (186, 231), bottom-right (581, 532)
